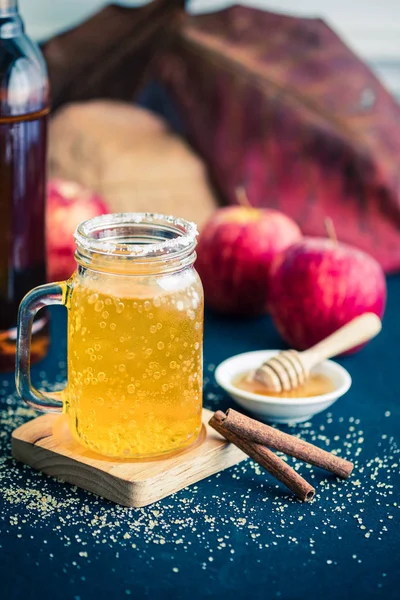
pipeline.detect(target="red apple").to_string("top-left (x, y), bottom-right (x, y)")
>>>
top-left (47, 179), bottom-right (109, 281)
top-left (269, 237), bottom-right (386, 352)
top-left (196, 206), bottom-right (302, 315)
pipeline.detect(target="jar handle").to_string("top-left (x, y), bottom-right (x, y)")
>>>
top-left (16, 282), bottom-right (66, 412)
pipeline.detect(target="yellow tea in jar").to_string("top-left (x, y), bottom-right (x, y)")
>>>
top-left (3, 213), bottom-right (199, 460)
top-left (66, 268), bottom-right (203, 458)
top-left (16, 214), bottom-right (203, 459)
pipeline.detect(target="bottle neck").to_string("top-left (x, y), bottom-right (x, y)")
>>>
top-left (0, 0), bottom-right (23, 38)
top-left (0, 0), bottom-right (18, 15)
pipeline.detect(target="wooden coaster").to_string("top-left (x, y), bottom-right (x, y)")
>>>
top-left (11, 409), bottom-right (246, 507)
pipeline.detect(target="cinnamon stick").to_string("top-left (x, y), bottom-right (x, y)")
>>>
top-left (221, 409), bottom-right (353, 479)
top-left (209, 411), bottom-right (315, 502)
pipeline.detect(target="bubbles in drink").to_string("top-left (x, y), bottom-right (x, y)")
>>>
top-left (66, 272), bottom-right (203, 458)
top-left (116, 302), bottom-right (124, 314)
top-left (95, 300), bottom-right (104, 312)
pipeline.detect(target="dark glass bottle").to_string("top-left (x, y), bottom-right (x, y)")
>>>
top-left (0, 0), bottom-right (49, 370)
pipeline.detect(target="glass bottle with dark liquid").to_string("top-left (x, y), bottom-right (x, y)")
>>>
top-left (0, 0), bottom-right (49, 370)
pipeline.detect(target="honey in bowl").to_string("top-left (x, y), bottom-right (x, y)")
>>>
top-left (233, 371), bottom-right (335, 398)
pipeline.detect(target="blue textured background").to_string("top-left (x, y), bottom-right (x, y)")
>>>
top-left (1, 4), bottom-right (399, 596)
top-left (0, 276), bottom-right (399, 600)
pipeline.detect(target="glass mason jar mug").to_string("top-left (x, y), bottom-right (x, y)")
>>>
top-left (16, 213), bottom-right (204, 459)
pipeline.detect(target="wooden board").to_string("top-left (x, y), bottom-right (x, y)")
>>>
top-left (11, 409), bottom-right (246, 507)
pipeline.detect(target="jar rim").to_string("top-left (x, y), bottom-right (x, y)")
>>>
top-left (74, 212), bottom-right (198, 260)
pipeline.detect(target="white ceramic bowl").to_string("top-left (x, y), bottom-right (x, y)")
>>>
top-left (214, 350), bottom-right (352, 424)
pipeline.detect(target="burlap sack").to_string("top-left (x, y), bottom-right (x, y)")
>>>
top-left (48, 100), bottom-right (217, 229)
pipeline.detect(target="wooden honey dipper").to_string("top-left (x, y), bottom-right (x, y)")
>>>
top-left (252, 313), bottom-right (382, 393)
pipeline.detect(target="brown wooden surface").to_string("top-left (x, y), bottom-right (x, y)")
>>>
top-left (11, 409), bottom-right (246, 507)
